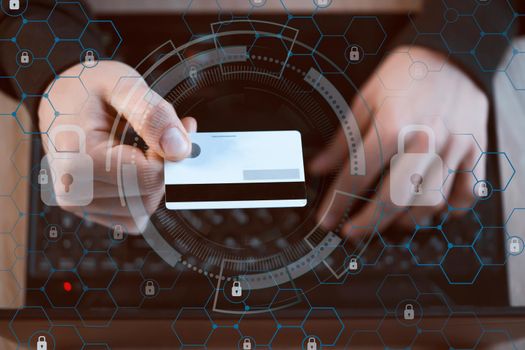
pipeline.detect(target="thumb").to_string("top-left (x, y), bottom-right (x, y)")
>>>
top-left (108, 74), bottom-right (191, 161)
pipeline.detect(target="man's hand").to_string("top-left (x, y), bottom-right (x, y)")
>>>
top-left (310, 47), bottom-right (488, 239)
top-left (38, 61), bottom-right (196, 232)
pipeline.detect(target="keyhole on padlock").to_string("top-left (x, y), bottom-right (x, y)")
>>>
top-left (61, 173), bottom-right (74, 193)
top-left (410, 173), bottom-right (423, 195)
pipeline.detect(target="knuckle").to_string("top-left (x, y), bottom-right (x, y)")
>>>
top-left (143, 102), bottom-right (174, 132)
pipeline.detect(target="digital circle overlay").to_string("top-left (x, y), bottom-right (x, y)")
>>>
top-left (109, 20), bottom-right (380, 313)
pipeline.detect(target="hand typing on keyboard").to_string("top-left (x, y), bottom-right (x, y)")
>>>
top-left (310, 47), bottom-right (488, 240)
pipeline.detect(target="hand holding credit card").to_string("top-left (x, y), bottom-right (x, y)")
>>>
top-left (164, 131), bottom-right (307, 210)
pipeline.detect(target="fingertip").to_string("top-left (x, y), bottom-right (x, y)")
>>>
top-left (160, 127), bottom-right (191, 161)
top-left (341, 222), bottom-right (367, 244)
top-left (341, 222), bottom-right (353, 237)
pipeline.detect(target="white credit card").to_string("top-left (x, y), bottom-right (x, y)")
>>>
top-left (164, 130), bottom-right (307, 210)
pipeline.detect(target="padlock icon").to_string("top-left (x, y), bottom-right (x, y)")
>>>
top-left (20, 51), bottom-right (29, 65)
top-left (307, 337), bottom-right (318, 350)
top-left (348, 258), bottom-right (358, 271)
top-left (84, 50), bottom-right (96, 67)
top-left (510, 237), bottom-right (521, 254)
top-left (9, 0), bottom-right (20, 11)
top-left (40, 125), bottom-right (93, 207)
top-left (390, 125), bottom-right (443, 207)
top-left (49, 225), bottom-right (58, 239)
top-left (37, 335), bottom-right (47, 350)
top-left (144, 280), bottom-right (156, 296)
top-left (349, 46), bottom-right (360, 62)
top-left (477, 182), bottom-right (488, 197)
top-left (189, 66), bottom-right (198, 80)
top-left (404, 304), bottom-right (415, 320)
top-left (243, 338), bottom-right (252, 350)
top-left (231, 281), bottom-right (242, 297)
top-left (38, 169), bottom-right (49, 185)
top-left (113, 224), bottom-right (124, 240)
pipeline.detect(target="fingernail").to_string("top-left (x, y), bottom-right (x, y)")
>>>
top-left (160, 127), bottom-right (190, 160)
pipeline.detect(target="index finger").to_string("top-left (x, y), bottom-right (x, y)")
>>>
top-left (108, 76), bottom-right (191, 161)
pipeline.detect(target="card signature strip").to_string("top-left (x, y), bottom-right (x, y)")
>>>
top-left (243, 169), bottom-right (300, 181)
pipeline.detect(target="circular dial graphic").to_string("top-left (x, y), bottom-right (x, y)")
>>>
top-left (116, 22), bottom-right (376, 305)
top-left (153, 62), bottom-right (337, 270)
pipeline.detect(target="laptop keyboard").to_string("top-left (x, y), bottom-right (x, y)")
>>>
top-left (28, 195), bottom-right (506, 312)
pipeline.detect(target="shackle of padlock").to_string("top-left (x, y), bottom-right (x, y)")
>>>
top-left (47, 125), bottom-right (87, 156)
top-left (397, 125), bottom-right (436, 154)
